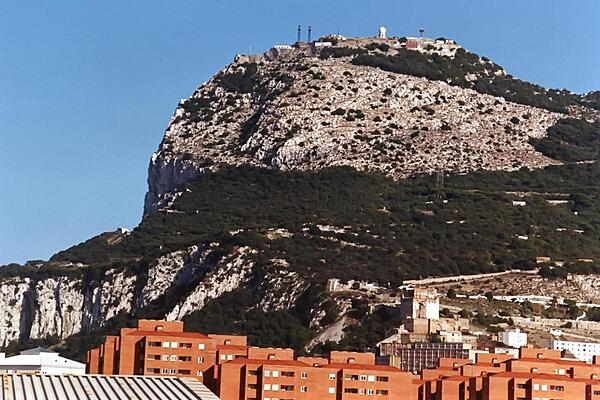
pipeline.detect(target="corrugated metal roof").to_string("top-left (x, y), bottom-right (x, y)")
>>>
top-left (0, 374), bottom-right (220, 400)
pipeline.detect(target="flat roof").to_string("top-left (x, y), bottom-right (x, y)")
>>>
top-left (0, 374), bottom-right (220, 400)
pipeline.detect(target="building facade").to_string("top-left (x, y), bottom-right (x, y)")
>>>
top-left (389, 343), bottom-right (470, 373)
top-left (87, 319), bottom-right (248, 383)
top-left (551, 338), bottom-right (600, 362)
top-left (401, 288), bottom-right (440, 321)
top-left (498, 328), bottom-right (528, 348)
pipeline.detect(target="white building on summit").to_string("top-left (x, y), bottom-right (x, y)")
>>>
top-left (0, 347), bottom-right (86, 375)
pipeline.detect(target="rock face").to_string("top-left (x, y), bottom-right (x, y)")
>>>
top-left (0, 242), bottom-right (302, 345)
top-left (144, 46), bottom-right (561, 214)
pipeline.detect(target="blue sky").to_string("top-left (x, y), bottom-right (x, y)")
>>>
top-left (1, 1), bottom-right (599, 265)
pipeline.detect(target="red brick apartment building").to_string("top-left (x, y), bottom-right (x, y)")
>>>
top-left (87, 320), bottom-right (419, 399)
top-left (88, 320), bottom-right (600, 400)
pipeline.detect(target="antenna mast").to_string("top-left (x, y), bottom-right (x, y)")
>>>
top-left (308, 25), bottom-right (312, 43)
top-left (419, 28), bottom-right (425, 38)
top-left (297, 25), bottom-right (302, 43)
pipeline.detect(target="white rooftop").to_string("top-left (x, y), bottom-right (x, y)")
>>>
top-left (0, 348), bottom-right (85, 375)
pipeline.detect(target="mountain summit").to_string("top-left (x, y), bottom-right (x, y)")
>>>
top-left (1, 33), bottom-right (599, 359)
top-left (145, 34), bottom-right (590, 214)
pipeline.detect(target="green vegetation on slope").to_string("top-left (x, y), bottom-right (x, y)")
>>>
top-left (530, 118), bottom-right (600, 161)
top-left (351, 48), bottom-right (580, 113)
top-left (51, 162), bottom-right (600, 285)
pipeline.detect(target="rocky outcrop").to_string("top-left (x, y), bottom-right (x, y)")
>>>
top-left (0, 278), bottom-right (31, 346)
top-left (144, 48), bottom-right (562, 215)
top-left (166, 246), bottom-right (256, 320)
top-left (0, 239), bottom-right (313, 345)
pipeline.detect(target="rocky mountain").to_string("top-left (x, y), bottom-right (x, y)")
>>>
top-left (2, 35), bottom-right (600, 359)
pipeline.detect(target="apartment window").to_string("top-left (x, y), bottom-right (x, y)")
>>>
top-left (264, 384), bottom-right (271, 391)
top-left (248, 370), bottom-right (258, 376)
top-left (179, 342), bottom-right (192, 349)
top-left (178, 369), bottom-right (191, 375)
top-left (328, 387), bottom-right (335, 394)
top-left (281, 371), bottom-right (294, 377)
top-left (594, 390), bottom-right (600, 396)
top-left (329, 373), bottom-right (336, 380)
top-left (161, 368), bottom-right (168, 374)
top-left (541, 384), bottom-right (548, 391)
top-left (162, 342), bottom-right (169, 348)
top-left (169, 355), bottom-right (177, 361)
top-left (272, 370), bottom-right (279, 378)
top-left (550, 385), bottom-right (564, 392)
top-left (196, 371), bottom-right (203, 377)
top-left (367, 389), bottom-right (375, 395)
top-left (149, 341), bottom-right (161, 347)
top-left (300, 372), bottom-right (308, 379)
top-left (376, 389), bottom-right (389, 396)
top-left (368, 375), bottom-right (375, 382)
top-left (178, 356), bottom-right (191, 362)
top-left (264, 370), bottom-right (271, 377)
top-left (376, 376), bottom-right (389, 382)
top-left (281, 385), bottom-right (294, 391)
top-left (146, 368), bottom-right (160, 374)
top-left (170, 342), bottom-right (178, 348)
top-left (197, 356), bottom-right (204, 363)
top-left (300, 386), bottom-right (307, 393)
top-left (517, 383), bottom-right (527, 389)
top-left (359, 374), bottom-right (367, 381)
top-left (198, 343), bottom-right (205, 350)
top-left (162, 355), bottom-right (169, 361)
top-left (344, 388), bottom-right (358, 394)
top-left (227, 354), bottom-right (234, 361)
top-left (359, 388), bottom-right (366, 395)
top-left (147, 354), bottom-right (160, 360)
top-left (169, 368), bottom-right (176, 375)
top-left (271, 384), bottom-right (279, 391)
top-left (533, 384), bottom-right (540, 391)
top-left (220, 354), bottom-right (226, 360)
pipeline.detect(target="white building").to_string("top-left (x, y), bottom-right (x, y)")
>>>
top-left (0, 347), bottom-right (85, 375)
top-left (498, 328), bottom-right (528, 348)
top-left (551, 338), bottom-right (600, 362)
top-left (437, 330), bottom-right (462, 343)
